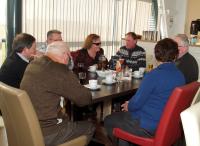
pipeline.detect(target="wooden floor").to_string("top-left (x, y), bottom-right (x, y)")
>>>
top-left (92, 121), bottom-right (113, 146)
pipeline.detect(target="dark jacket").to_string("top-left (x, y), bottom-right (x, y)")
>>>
top-left (176, 52), bottom-right (199, 84)
top-left (0, 52), bottom-right (28, 88)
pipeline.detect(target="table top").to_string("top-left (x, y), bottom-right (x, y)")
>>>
top-left (87, 77), bottom-right (142, 103)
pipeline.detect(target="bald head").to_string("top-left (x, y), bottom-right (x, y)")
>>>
top-left (45, 41), bottom-right (71, 65)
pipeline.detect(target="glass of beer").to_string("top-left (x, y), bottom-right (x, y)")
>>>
top-left (98, 55), bottom-right (107, 70)
top-left (77, 63), bottom-right (86, 84)
top-left (148, 64), bottom-right (153, 72)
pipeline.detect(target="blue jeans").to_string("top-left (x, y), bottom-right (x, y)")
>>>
top-left (104, 112), bottom-right (153, 146)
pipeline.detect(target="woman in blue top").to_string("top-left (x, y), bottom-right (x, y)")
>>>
top-left (104, 38), bottom-right (185, 146)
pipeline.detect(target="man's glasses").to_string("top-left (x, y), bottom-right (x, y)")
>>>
top-left (93, 42), bottom-right (101, 46)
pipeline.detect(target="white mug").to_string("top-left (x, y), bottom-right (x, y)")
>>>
top-left (105, 75), bottom-right (113, 83)
top-left (89, 80), bottom-right (97, 88)
top-left (133, 71), bottom-right (140, 78)
top-left (89, 65), bottom-right (97, 72)
top-left (139, 67), bottom-right (145, 75)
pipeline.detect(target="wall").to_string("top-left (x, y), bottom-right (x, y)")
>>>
top-left (185, 0), bottom-right (200, 36)
top-left (138, 40), bottom-right (200, 78)
top-left (163, 0), bottom-right (187, 37)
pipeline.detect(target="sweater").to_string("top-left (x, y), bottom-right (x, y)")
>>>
top-left (128, 63), bottom-right (185, 133)
top-left (20, 56), bottom-right (92, 136)
top-left (109, 45), bottom-right (146, 71)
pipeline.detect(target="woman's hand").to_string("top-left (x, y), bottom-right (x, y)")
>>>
top-left (121, 101), bottom-right (129, 112)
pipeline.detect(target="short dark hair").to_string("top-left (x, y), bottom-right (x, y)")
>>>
top-left (47, 30), bottom-right (62, 38)
top-left (12, 33), bottom-right (36, 53)
top-left (83, 34), bottom-right (100, 49)
top-left (155, 38), bottom-right (178, 62)
top-left (126, 32), bottom-right (137, 40)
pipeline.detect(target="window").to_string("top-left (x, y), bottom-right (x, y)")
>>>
top-left (0, 0), bottom-right (7, 65)
top-left (22, 0), bottom-right (157, 59)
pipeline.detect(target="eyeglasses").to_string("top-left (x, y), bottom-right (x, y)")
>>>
top-left (93, 42), bottom-right (101, 46)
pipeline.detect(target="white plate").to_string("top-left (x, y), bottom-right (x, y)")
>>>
top-left (88, 69), bottom-right (96, 72)
top-left (102, 79), bottom-right (116, 85)
top-left (84, 84), bottom-right (101, 90)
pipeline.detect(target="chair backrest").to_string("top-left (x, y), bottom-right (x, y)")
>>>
top-left (154, 81), bottom-right (200, 146)
top-left (71, 50), bottom-right (80, 62)
top-left (0, 82), bottom-right (45, 146)
top-left (181, 101), bottom-right (200, 146)
top-left (191, 87), bottom-right (200, 105)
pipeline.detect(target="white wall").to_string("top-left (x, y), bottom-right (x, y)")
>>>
top-left (163, 0), bottom-right (187, 37)
top-left (138, 40), bottom-right (200, 78)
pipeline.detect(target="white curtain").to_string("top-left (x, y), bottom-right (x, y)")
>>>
top-left (22, 0), bottom-right (154, 59)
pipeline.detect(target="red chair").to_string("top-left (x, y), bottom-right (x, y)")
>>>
top-left (113, 81), bottom-right (200, 146)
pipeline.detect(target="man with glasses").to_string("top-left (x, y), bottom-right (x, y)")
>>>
top-left (109, 32), bottom-right (146, 71)
top-left (174, 34), bottom-right (199, 84)
top-left (37, 29), bottom-right (62, 55)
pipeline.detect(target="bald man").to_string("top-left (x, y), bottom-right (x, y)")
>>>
top-left (20, 41), bottom-right (94, 146)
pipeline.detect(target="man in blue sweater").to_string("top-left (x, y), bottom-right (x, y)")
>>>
top-left (104, 38), bottom-right (185, 146)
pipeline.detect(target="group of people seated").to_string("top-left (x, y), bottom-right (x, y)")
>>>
top-left (0, 29), bottom-right (199, 146)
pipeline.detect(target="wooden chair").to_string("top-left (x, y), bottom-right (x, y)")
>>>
top-left (181, 101), bottom-right (200, 146)
top-left (0, 82), bottom-right (87, 146)
top-left (113, 81), bottom-right (200, 146)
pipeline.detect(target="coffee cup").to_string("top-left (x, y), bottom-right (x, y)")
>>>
top-left (89, 65), bottom-right (97, 72)
top-left (139, 67), bottom-right (145, 75)
top-left (133, 71), bottom-right (140, 78)
top-left (89, 80), bottom-right (98, 89)
top-left (105, 75), bottom-right (113, 83)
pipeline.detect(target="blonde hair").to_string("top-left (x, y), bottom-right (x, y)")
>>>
top-left (83, 34), bottom-right (100, 49)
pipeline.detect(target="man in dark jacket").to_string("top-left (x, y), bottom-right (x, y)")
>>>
top-left (174, 34), bottom-right (199, 84)
top-left (0, 33), bottom-right (36, 88)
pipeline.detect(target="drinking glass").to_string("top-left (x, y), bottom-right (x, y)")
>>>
top-left (98, 55), bottom-right (107, 70)
top-left (116, 72), bottom-right (122, 84)
top-left (78, 63), bottom-right (86, 84)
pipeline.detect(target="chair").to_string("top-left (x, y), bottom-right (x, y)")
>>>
top-left (113, 81), bottom-right (200, 146)
top-left (0, 82), bottom-right (87, 146)
top-left (181, 101), bottom-right (200, 146)
top-left (191, 87), bottom-right (200, 105)
top-left (71, 50), bottom-right (80, 63)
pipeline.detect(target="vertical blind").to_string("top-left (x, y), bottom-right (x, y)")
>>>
top-left (22, 0), bottom-right (155, 59)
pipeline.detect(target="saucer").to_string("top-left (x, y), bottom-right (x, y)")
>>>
top-left (84, 84), bottom-right (101, 90)
top-left (132, 74), bottom-right (143, 79)
top-left (88, 69), bottom-right (96, 72)
top-left (102, 79), bottom-right (116, 85)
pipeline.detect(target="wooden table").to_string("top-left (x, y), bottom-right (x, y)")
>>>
top-left (91, 78), bottom-right (142, 103)
top-left (88, 76), bottom-right (142, 120)
top-left (71, 71), bottom-right (142, 121)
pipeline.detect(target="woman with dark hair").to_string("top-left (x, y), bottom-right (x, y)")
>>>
top-left (73, 34), bottom-right (106, 72)
top-left (104, 38), bottom-right (185, 146)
